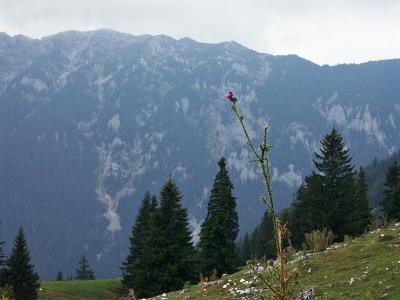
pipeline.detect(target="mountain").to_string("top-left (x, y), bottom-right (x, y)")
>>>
top-left (0, 29), bottom-right (399, 278)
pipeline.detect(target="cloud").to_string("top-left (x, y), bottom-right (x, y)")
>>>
top-left (1, 0), bottom-right (399, 65)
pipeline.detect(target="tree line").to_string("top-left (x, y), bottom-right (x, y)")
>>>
top-left (1, 128), bottom-right (399, 299)
top-left (237, 128), bottom-right (400, 263)
top-left (121, 128), bottom-right (400, 298)
top-left (121, 158), bottom-right (239, 298)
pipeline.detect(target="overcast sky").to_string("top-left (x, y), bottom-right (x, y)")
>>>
top-left (0, 0), bottom-right (399, 65)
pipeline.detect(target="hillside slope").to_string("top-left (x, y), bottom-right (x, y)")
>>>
top-left (37, 224), bottom-right (400, 299)
top-left (154, 224), bottom-right (400, 299)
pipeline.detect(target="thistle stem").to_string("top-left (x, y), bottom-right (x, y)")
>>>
top-left (232, 103), bottom-right (289, 299)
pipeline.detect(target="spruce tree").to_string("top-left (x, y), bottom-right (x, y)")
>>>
top-left (56, 271), bottom-right (63, 281)
top-left (121, 192), bottom-right (157, 288)
top-left (236, 233), bottom-right (252, 266)
top-left (5, 227), bottom-right (40, 300)
top-left (382, 161), bottom-right (400, 220)
top-left (383, 161), bottom-right (400, 194)
top-left (0, 238), bottom-right (5, 286)
top-left (350, 167), bottom-right (371, 235)
top-left (198, 158), bottom-right (239, 277)
top-left (291, 128), bottom-right (357, 242)
top-left (74, 255), bottom-right (95, 280)
top-left (290, 175), bottom-right (330, 247)
top-left (252, 210), bottom-right (275, 260)
top-left (313, 128), bottom-right (356, 239)
top-left (134, 178), bottom-right (195, 298)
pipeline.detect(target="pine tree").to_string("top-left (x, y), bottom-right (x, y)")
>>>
top-left (383, 161), bottom-right (400, 194)
top-left (121, 192), bottom-right (157, 288)
top-left (236, 233), bottom-right (252, 266)
top-left (5, 227), bottom-right (40, 300)
top-left (279, 207), bottom-right (292, 249)
top-left (56, 271), bottom-right (63, 281)
top-left (290, 175), bottom-right (330, 247)
top-left (252, 210), bottom-right (275, 260)
top-left (74, 255), bottom-right (95, 280)
top-left (313, 128), bottom-right (356, 239)
top-left (0, 237), bottom-right (5, 286)
top-left (291, 128), bottom-right (357, 242)
top-left (382, 161), bottom-right (400, 220)
top-left (198, 158), bottom-right (239, 277)
top-left (133, 178), bottom-right (195, 298)
top-left (349, 167), bottom-right (371, 235)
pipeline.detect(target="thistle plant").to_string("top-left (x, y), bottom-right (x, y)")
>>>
top-left (225, 91), bottom-right (297, 299)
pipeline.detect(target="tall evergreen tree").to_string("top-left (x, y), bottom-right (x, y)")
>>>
top-left (291, 128), bottom-right (358, 242)
top-left (290, 175), bottom-right (330, 247)
top-left (134, 178), bottom-right (195, 298)
top-left (313, 128), bottom-right (356, 239)
top-left (56, 271), bottom-right (63, 281)
top-left (0, 237), bottom-right (5, 286)
top-left (349, 167), bottom-right (371, 235)
top-left (198, 158), bottom-right (239, 277)
top-left (121, 192), bottom-right (157, 288)
top-left (382, 161), bottom-right (400, 220)
top-left (74, 255), bottom-right (95, 280)
top-left (236, 233), bottom-right (252, 266)
top-left (5, 227), bottom-right (40, 300)
top-left (252, 210), bottom-right (275, 260)
top-left (383, 161), bottom-right (400, 194)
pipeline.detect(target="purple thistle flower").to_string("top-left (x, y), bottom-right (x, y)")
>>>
top-left (225, 91), bottom-right (234, 100)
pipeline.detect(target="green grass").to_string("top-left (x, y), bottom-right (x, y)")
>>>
top-left (37, 225), bottom-right (400, 299)
top-left (38, 278), bottom-right (122, 300)
top-left (152, 224), bottom-right (400, 299)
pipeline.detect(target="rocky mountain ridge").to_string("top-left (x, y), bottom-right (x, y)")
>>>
top-left (0, 29), bottom-right (399, 278)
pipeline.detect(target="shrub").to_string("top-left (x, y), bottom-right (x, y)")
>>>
top-left (305, 228), bottom-right (334, 252)
top-left (0, 284), bottom-right (15, 300)
top-left (343, 235), bottom-right (353, 243)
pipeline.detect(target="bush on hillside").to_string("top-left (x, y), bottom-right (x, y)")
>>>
top-left (305, 228), bottom-right (334, 252)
